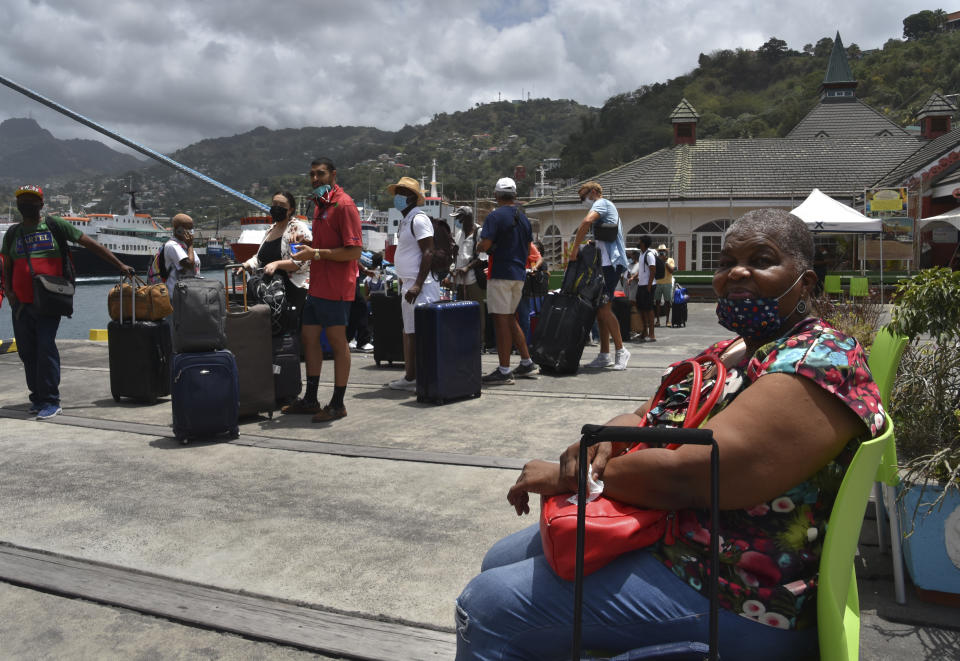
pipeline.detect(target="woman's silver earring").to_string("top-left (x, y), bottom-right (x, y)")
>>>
top-left (795, 299), bottom-right (808, 316)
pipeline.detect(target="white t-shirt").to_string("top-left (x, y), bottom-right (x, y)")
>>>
top-left (637, 249), bottom-right (656, 287)
top-left (163, 239), bottom-right (201, 298)
top-left (395, 209), bottom-right (434, 283)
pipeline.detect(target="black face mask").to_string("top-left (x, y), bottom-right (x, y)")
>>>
top-left (270, 205), bottom-right (288, 223)
top-left (17, 200), bottom-right (42, 219)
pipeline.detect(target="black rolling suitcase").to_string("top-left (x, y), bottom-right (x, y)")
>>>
top-left (272, 331), bottom-right (302, 405)
top-left (569, 425), bottom-right (720, 661)
top-left (370, 292), bottom-right (404, 367)
top-left (108, 275), bottom-right (172, 404)
top-left (671, 302), bottom-right (688, 328)
top-left (531, 293), bottom-right (595, 374)
top-left (671, 286), bottom-right (688, 328)
top-left (612, 296), bottom-right (632, 341)
top-left (414, 301), bottom-right (482, 404)
top-left (224, 267), bottom-right (275, 418)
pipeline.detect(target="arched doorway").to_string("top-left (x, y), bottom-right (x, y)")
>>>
top-left (693, 219), bottom-right (731, 271)
top-left (542, 224), bottom-right (563, 271)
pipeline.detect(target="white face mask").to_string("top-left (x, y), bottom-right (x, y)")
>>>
top-left (581, 195), bottom-right (593, 207)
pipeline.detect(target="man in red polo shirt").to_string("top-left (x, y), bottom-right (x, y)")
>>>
top-left (288, 157), bottom-right (363, 422)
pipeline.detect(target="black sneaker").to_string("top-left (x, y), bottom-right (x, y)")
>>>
top-left (513, 362), bottom-right (539, 378)
top-left (482, 368), bottom-right (515, 385)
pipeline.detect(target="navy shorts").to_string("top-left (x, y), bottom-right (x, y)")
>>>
top-left (601, 265), bottom-right (623, 304)
top-left (302, 295), bottom-right (351, 328)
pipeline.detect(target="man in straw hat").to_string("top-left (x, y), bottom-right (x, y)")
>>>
top-left (384, 176), bottom-right (441, 391)
top-left (289, 157), bottom-right (363, 422)
top-left (653, 243), bottom-right (675, 327)
top-left (1, 185), bottom-right (134, 420)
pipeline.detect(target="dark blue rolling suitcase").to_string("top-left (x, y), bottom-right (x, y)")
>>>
top-left (171, 350), bottom-right (240, 444)
top-left (414, 300), bottom-right (481, 405)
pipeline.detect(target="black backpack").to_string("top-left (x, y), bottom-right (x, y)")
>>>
top-left (649, 249), bottom-right (666, 280)
top-left (561, 243), bottom-right (605, 307)
top-left (412, 214), bottom-right (455, 280)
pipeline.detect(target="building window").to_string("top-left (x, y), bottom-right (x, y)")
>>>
top-left (931, 117), bottom-right (949, 133)
top-left (542, 224), bottom-right (563, 270)
top-left (625, 222), bottom-right (671, 252)
top-left (693, 219), bottom-right (731, 271)
top-left (676, 123), bottom-right (693, 137)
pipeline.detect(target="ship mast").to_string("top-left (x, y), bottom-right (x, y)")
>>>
top-left (0, 74), bottom-right (269, 213)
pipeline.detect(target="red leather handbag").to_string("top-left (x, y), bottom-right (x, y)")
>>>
top-left (539, 354), bottom-right (727, 580)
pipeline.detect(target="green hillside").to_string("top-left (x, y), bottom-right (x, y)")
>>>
top-left (559, 30), bottom-right (960, 179)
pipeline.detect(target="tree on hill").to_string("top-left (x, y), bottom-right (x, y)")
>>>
top-left (759, 37), bottom-right (788, 60)
top-left (903, 10), bottom-right (944, 40)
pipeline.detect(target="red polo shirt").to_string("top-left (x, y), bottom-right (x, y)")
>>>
top-left (309, 185), bottom-right (363, 300)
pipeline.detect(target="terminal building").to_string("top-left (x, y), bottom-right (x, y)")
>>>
top-left (525, 33), bottom-right (960, 272)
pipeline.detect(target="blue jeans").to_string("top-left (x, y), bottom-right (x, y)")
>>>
top-left (515, 296), bottom-right (542, 347)
top-left (455, 524), bottom-right (818, 661)
top-left (11, 303), bottom-right (62, 407)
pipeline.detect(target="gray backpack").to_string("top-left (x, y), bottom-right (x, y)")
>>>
top-left (172, 277), bottom-right (226, 353)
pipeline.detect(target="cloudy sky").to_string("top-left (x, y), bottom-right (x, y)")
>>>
top-left (0, 0), bottom-right (940, 155)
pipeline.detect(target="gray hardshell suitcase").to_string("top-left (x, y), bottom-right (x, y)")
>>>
top-left (172, 277), bottom-right (226, 353)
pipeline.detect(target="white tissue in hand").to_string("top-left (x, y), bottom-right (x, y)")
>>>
top-left (566, 466), bottom-right (605, 505)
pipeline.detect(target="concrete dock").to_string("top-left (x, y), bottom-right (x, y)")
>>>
top-left (1, 303), bottom-right (957, 659)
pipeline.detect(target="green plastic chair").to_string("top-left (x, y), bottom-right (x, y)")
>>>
top-left (848, 277), bottom-right (869, 298)
top-left (818, 415), bottom-right (893, 661)
top-left (823, 274), bottom-right (843, 299)
top-left (867, 327), bottom-right (909, 605)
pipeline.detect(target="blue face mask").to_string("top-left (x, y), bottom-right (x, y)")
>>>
top-left (314, 184), bottom-right (331, 199)
top-left (394, 194), bottom-right (410, 211)
top-left (715, 273), bottom-right (807, 340)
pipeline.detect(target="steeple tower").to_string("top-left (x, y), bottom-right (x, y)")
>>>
top-left (916, 92), bottom-right (958, 140)
top-left (670, 98), bottom-right (700, 146)
top-left (820, 32), bottom-right (858, 101)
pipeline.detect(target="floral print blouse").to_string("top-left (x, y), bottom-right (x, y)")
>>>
top-left (649, 317), bottom-right (883, 631)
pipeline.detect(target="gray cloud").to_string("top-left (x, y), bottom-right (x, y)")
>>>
top-left (0, 0), bottom-right (935, 155)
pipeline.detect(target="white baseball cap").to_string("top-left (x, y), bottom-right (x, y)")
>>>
top-left (494, 177), bottom-right (517, 194)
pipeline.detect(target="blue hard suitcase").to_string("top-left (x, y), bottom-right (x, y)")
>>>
top-left (531, 293), bottom-right (595, 374)
top-left (414, 300), bottom-right (481, 405)
top-left (171, 350), bottom-right (240, 444)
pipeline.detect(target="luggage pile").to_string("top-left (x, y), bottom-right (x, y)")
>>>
top-left (168, 272), bottom-right (239, 444)
top-left (531, 244), bottom-right (605, 374)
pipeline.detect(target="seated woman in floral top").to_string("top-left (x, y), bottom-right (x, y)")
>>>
top-left (455, 209), bottom-right (882, 661)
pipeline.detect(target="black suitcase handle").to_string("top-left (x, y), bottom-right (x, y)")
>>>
top-left (572, 424), bottom-right (719, 661)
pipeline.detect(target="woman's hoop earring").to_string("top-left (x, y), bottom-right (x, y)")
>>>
top-left (795, 299), bottom-right (808, 316)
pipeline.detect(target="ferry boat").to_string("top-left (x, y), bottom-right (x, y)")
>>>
top-left (61, 192), bottom-right (205, 276)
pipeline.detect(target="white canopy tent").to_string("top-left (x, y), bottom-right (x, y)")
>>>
top-left (791, 188), bottom-right (886, 298)
top-left (791, 188), bottom-right (882, 232)
top-left (917, 206), bottom-right (960, 232)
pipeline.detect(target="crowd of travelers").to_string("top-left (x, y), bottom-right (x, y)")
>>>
top-left (1, 170), bottom-right (886, 659)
